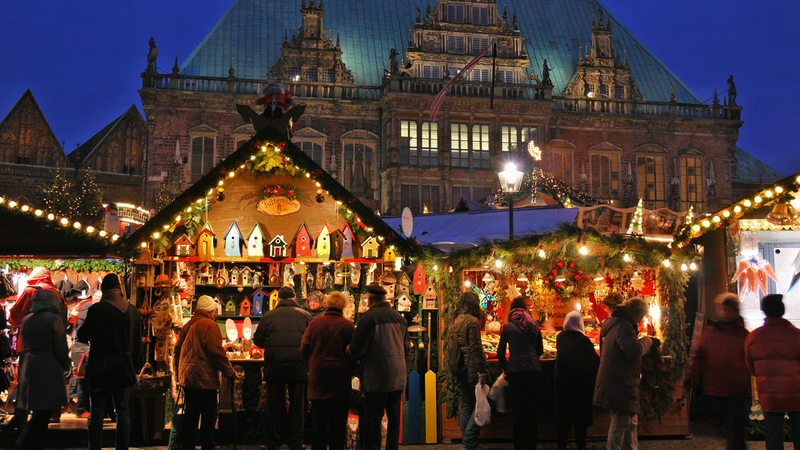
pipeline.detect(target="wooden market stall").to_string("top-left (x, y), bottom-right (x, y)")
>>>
top-left (391, 201), bottom-right (699, 441)
top-left (121, 125), bottom-right (418, 443)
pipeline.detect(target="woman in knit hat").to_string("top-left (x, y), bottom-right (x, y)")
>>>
top-left (555, 310), bottom-right (599, 450)
top-left (174, 295), bottom-right (236, 450)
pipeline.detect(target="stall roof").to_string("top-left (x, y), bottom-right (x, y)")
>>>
top-left (0, 199), bottom-right (119, 258)
top-left (382, 206), bottom-right (579, 252)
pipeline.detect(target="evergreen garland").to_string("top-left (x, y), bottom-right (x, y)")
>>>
top-left (3, 258), bottom-right (124, 273)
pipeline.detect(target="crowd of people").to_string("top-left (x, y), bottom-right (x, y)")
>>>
top-left (450, 292), bottom-right (800, 450)
top-left (1, 264), bottom-right (799, 450)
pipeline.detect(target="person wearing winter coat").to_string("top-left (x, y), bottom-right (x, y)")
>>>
top-left (174, 295), bottom-right (236, 450)
top-left (69, 290), bottom-right (100, 419)
top-left (744, 294), bottom-right (800, 449)
top-left (497, 296), bottom-right (544, 450)
top-left (593, 297), bottom-right (653, 450)
top-left (253, 286), bottom-right (311, 450)
top-left (447, 292), bottom-right (487, 450)
top-left (4, 267), bottom-right (67, 432)
top-left (11, 289), bottom-right (70, 450)
top-left (76, 273), bottom-right (143, 450)
top-left (347, 284), bottom-right (409, 450)
top-left (685, 293), bottom-right (750, 450)
top-left (301, 291), bottom-right (355, 450)
top-left (555, 310), bottom-right (599, 450)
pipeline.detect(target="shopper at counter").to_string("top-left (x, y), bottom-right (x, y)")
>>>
top-left (555, 310), bottom-right (599, 450)
top-left (301, 291), bottom-right (355, 450)
top-left (347, 284), bottom-right (409, 450)
top-left (253, 286), bottom-right (311, 450)
top-left (175, 295), bottom-right (236, 450)
top-left (447, 292), bottom-right (487, 450)
top-left (594, 297), bottom-right (653, 450)
top-left (498, 296), bottom-right (543, 450)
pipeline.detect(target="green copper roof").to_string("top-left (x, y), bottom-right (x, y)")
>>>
top-left (180, 0), bottom-right (702, 103)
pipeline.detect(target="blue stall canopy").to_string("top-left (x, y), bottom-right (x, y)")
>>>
top-left (383, 206), bottom-right (580, 252)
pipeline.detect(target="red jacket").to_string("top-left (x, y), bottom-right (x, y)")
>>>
top-left (686, 319), bottom-right (750, 397)
top-left (301, 308), bottom-right (355, 400)
top-left (745, 317), bottom-right (800, 412)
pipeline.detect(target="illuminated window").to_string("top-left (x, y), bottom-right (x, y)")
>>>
top-left (399, 120), bottom-right (417, 165)
top-left (501, 126), bottom-right (519, 152)
top-left (681, 156), bottom-right (703, 205)
top-left (636, 154), bottom-right (665, 208)
top-left (472, 124), bottom-right (490, 168)
top-left (451, 124), bottom-right (469, 167)
top-left (420, 122), bottom-right (439, 167)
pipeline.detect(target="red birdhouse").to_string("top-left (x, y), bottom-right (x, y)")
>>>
top-left (293, 223), bottom-right (313, 258)
top-left (412, 264), bottom-right (427, 294)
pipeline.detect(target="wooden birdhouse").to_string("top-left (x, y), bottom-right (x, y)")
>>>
top-left (380, 271), bottom-right (396, 299)
top-left (229, 266), bottom-right (241, 286)
top-left (395, 293), bottom-right (412, 312)
top-left (196, 223), bottom-right (216, 260)
top-left (172, 234), bottom-right (194, 257)
top-left (268, 235), bottom-right (288, 258)
top-left (247, 223), bottom-right (266, 258)
top-left (196, 262), bottom-right (215, 285)
top-left (383, 247), bottom-right (397, 262)
top-left (251, 289), bottom-right (268, 316)
top-left (395, 271), bottom-right (411, 296)
top-left (361, 236), bottom-right (379, 259)
top-left (315, 223), bottom-right (331, 260)
top-left (224, 221), bottom-right (243, 257)
top-left (412, 264), bottom-right (427, 294)
top-left (329, 229), bottom-right (344, 260)
top-left (269, 289), bottom-right (280, 311)
top-left (239, 297), bottom-right (251, 316)
top-left (224, 299), bottom-right (237, 315)
top-left (423, 284), bottom-right (438, 310)
top-left (240, 266), bottom-right (254, 286)
top-left (341, 223), bottom-right (358, 258)
top-left (252, 269), bottom-right (264, 286)
top-left (293, 223), bottom-right (313, 258)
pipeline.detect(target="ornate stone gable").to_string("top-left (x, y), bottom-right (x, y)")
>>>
top-left (564, 8), bottom-right (642, 101)
top-left (268, 0), bottom-right (354, 84)
top-left (401, 0), bottom-right (531, 85)
top-left (0, 90), bottom-right (65, 167)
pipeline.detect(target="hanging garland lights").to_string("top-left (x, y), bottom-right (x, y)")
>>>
top-left (494, 168), bottom-right (606, 207)
top-left (0, 195), bottom-right (120, 245)
top-left (123, 126), bottom-right (415, 257)
top-left (674, 173), bottom-right (800, 246)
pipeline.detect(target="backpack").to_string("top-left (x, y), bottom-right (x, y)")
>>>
top-left (447, 340), bottom-right (465, 375)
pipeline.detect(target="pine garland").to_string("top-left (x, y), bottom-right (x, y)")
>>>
top-left (3, 258), bottom-right (124, 273)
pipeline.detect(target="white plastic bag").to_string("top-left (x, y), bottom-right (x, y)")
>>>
top-left (488, 372), bottom-right (510, 413)
top-left (474, 382), bottom-right (491, 426)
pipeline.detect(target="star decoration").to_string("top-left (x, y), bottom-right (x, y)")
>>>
top-left (505, 283), bottom-right (521, 299)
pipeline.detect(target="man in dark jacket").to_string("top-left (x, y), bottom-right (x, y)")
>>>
top-left (745, 294), bottom-right (800, 449)
top-left (685, 293), bottom-right (750, 450)
top-left (593, 297), bottom-right (653, 450)
top-left (253, 286), bottom-right (311, 450)
top-left (347, 284), bottom-right (409, 450)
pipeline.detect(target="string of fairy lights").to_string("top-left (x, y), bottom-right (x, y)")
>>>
top-left (0, 195), bottom-right (119, 243)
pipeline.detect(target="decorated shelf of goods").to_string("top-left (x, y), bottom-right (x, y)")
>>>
top-left (542, 333), bottom-right (557, 359)
top-left (481, 332), bottom-right (500, 359)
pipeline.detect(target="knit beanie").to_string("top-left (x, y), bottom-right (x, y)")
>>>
top-left (196, 295), bottom-right (218, 312)
top-left (278, 286), bottom-right (296, 299)
top-left (101, 273), bottom-right (121, 291)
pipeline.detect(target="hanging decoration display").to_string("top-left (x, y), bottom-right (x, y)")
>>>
top-left (627, 199), bottom-right (644, 235)
top-left (731, 258), bottom-right (778, 299)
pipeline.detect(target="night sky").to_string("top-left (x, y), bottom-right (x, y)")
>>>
top-left (2, 1), bottom-right (799, 175)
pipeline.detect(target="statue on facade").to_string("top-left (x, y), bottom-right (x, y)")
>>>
top-left (541, 59), bottom-right (553, 87)
top-left (388, 48), bottom-right (400, 76)
top-left (147, 37), bottom-right (159, 71)
top-left (726, 74), bottom-right (737, 105)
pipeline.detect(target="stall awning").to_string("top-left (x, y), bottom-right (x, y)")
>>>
top-left (383, 206), bottom-right (579, 252)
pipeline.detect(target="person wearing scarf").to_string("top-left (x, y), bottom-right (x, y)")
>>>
top-left (12, 289), bottom-right (70, 449)
top-left (497, 297), bottom-right (544, 450)
top-left (555, 310), bottom-right (599, 450)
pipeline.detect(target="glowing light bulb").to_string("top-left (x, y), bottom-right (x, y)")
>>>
top-left (578, 245), bottom-right (589, 255)
top-left (464, 280), bottom-right (472, 288)
top-left (495, 259), bottom-right (503, 268)
top-left (623, 253), bottom-right (632, 262)
top-left (662, 259), bottom-right (671, 268)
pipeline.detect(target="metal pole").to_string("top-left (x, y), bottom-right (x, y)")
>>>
top-left (509, 198), bottom-right (514, 241)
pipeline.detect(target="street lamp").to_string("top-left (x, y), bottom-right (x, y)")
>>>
top-left (498, 162), bottom-right (524, 240)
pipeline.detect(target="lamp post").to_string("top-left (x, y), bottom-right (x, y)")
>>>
top-left (498, 162), bottom-right (524, 240)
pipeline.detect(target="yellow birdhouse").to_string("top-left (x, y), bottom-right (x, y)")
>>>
top-left (196, 223), bottom-right (216, 260)
top-left (383, 247), bottom-right (397, 262)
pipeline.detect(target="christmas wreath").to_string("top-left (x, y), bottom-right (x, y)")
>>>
top-left (261, 184), bottom-right (297, 201)
top-left (545, 258), bottom-right (589, 301)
